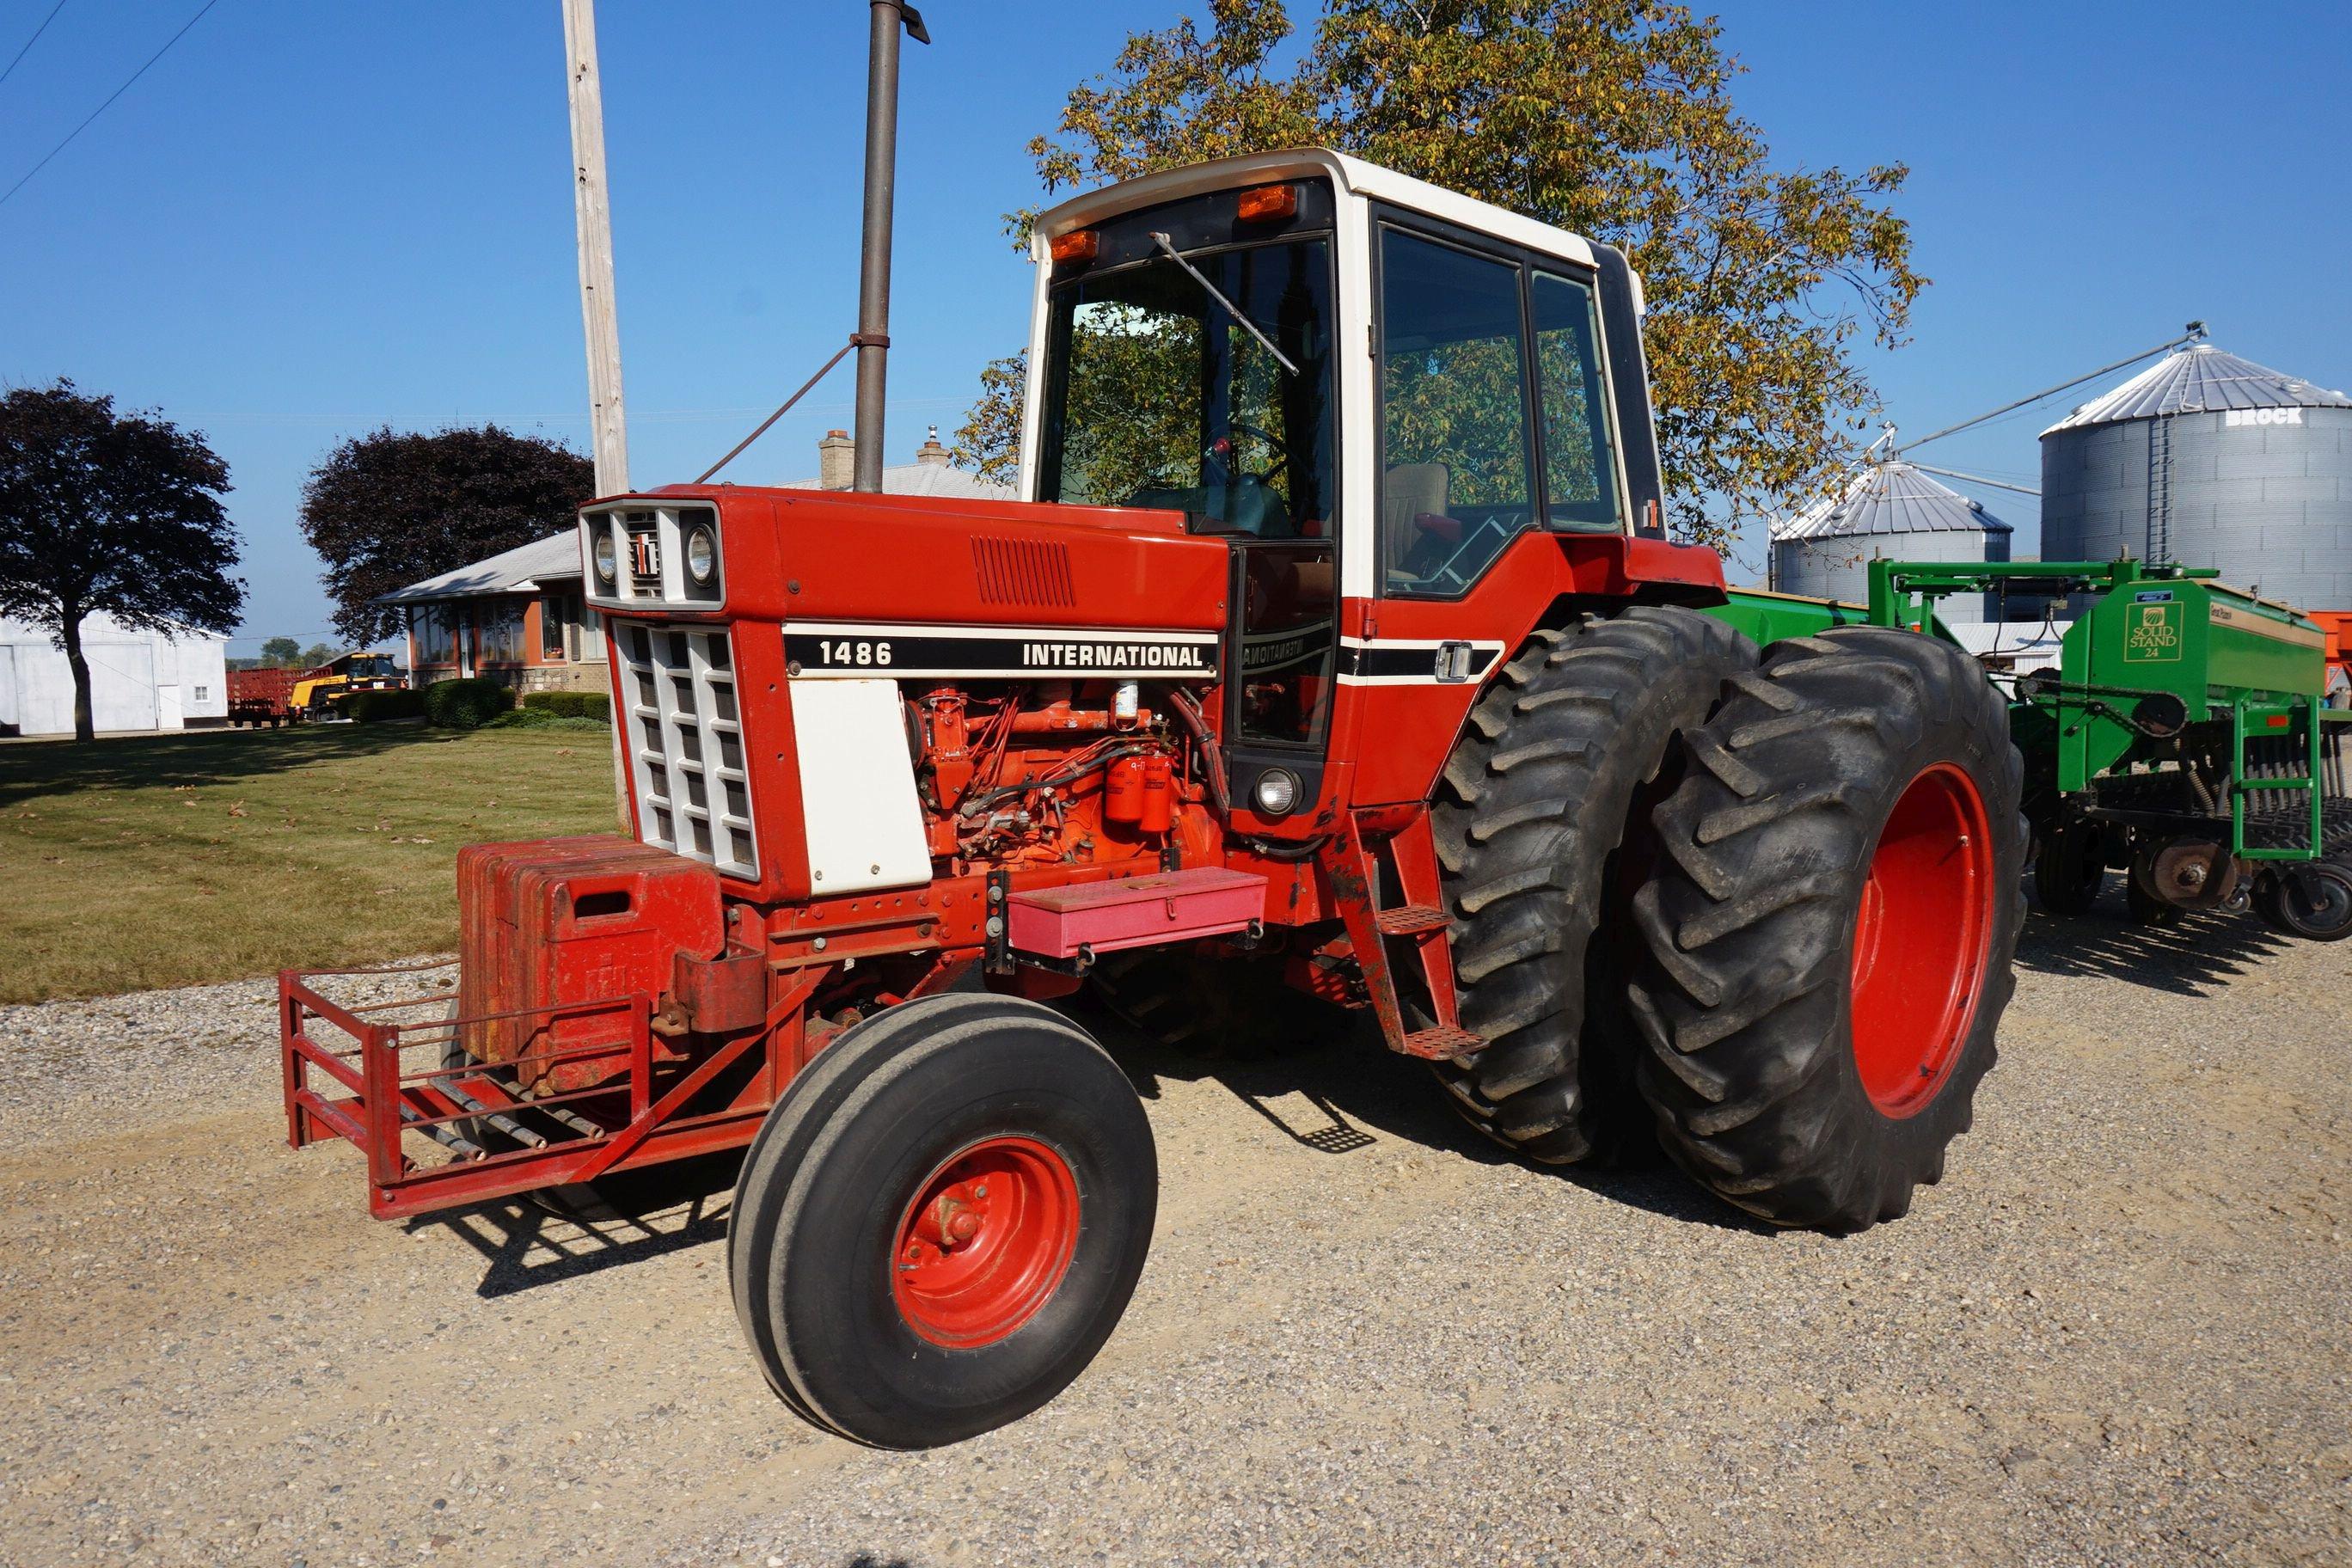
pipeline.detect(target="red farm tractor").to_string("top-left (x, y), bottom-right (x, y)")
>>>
top-left (281, 147), bottom-right (2024, 1449)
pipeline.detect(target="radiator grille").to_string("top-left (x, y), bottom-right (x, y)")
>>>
top-left (616, 623), bottom-right (757, 879)
top-left (972, 536), bottom-right (1075, 607)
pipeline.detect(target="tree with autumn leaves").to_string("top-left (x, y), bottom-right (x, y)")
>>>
top-left (955, 0), bottom-right (1924, 551)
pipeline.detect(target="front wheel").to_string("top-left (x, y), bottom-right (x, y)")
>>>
top-left (1628, 627), bottom-right (2027, 1232)
top-left (728, 994), bottom-right (1156, 1449)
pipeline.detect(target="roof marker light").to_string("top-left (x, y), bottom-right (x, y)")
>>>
top-left (1049, 230), bottom-right (1098, 264)
top-left (1236, 183), bottom-right (1298, 222)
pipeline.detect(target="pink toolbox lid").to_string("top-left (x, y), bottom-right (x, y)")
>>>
top-left (1010, 867), bottom-right (1266, 913)
top-left (1006, 867), bottom-right (1270, 959)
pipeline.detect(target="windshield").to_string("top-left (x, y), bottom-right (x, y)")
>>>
top-left (1040, 237), bottom-right (1334, 538)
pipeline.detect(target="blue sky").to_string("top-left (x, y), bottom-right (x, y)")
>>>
top-left (3, 2), bottom-right (2346, 649)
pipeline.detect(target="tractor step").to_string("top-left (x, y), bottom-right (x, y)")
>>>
top-left (1398, 1026), bottom-right (1485, 1062)
top-left (1319, 811), bottom-right (1470, 1060)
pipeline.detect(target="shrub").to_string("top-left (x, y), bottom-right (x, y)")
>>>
top-left (487, 707), bottom-right (607, 732)
top-left (422, 677), bottom-right (514, 731)
top-left (520, 689), bottom-right (610, 721)
top-left (344, 688), bottom-right (426, 723)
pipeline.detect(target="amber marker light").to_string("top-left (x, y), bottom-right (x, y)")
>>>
top-left (1236, 183), bottom-right (1298, 222)
top-left (1049, 230), bottom-right (1098, 263)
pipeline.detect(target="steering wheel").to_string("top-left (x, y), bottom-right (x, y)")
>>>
top-left (1210, 420), bottom-right (1291, 487)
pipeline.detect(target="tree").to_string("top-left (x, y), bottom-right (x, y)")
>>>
top-left (0, 381), bottom-right (242, 742)
top-left (260, 634), bottom-right (303, 666)
top-left (956, 0), bottom-right (1925, 549)
top-left (300, 642), bottom-right (335, 668)
top-left (300, 426), bottom-right (592, 645)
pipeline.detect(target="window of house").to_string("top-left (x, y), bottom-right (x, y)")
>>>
top-left (1531, 271), bottom-right (1623, 532)
top-left (541, 594), bottom-right (573, 662)
top-left (409, 604), bottom-right (454, 665)
top-left (476, 600), bottom-right (527, 665)
top-left (1377, 229), bottom-right (1537, 597)
top-left (193, 685), bottom-right (209, 701)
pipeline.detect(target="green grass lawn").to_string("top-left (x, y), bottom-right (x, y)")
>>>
top-left (0, 724), bottom-right (622, 1004)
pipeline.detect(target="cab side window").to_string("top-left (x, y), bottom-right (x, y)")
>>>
top-left (1530, 271), bottom-right (1622, 532)
top-left (1377, 229), bottom-right (1536, 597)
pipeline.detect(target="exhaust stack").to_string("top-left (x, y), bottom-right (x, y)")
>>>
top-left (854, 2), bottom-right (929, 493)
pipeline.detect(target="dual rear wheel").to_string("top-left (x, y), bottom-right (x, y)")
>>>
top-left (1436, 610), bottom-right (2026, 1231)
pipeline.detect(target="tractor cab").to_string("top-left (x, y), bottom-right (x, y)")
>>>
top-left (1020, 150), bottom-right (1673, 818)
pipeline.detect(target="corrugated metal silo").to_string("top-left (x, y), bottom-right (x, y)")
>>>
top-left (1771, 458), bottom-right (2014, 622)
top-left (2040, 345), bottom-right (2352, 613)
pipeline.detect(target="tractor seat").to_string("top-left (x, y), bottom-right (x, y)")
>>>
top-left (1381, 462), bottom-right (1450, 587)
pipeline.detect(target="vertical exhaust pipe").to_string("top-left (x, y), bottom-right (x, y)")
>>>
top-left (854, 2), bottom-right (929, 494)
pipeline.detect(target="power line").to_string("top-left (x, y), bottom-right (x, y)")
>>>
top-left (0, 0), bottom-right (70, 89)
top-left (1898, 322), bottom-right (2208, 454)
top-left (0, 0), bottom-right (220, 210)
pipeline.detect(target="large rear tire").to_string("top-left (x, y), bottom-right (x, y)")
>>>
top-left (1629, 627), bottom-right (2026, 1231)
top-left (1431, 606), bottom-right (1759, 1162)
top-left (728, 994), bottom-right (1156, 1449)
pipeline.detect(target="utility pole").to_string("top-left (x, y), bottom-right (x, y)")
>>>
top-left (560, 0), bottom-right (633, 830)
top-left (562, 0), bottom-right (628, 493)
top-left (852, 1), bottom-right (928, 493)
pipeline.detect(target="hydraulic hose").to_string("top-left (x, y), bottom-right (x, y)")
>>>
top-left (1160, 687), bottom-right (1231, 816)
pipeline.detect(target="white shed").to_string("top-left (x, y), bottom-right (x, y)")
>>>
top-left (0, 614), bottom-right (230, 737)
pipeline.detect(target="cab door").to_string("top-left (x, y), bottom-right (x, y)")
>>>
top-left (1224, 535), bottom-right (1339, 830)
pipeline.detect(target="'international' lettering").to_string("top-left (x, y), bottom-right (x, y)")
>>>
top-left (1020, 641), bottom-right (1208, 669)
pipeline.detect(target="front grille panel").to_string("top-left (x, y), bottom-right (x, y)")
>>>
top-left (616, 623), bottom-right (756, 879)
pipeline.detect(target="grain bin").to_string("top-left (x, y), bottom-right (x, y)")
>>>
top-left (2040, 344), bottom-right (2352, 613)
top-left (1771, 458), bottom-right (2014, 622)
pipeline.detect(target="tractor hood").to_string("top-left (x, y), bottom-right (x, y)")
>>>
top-left (579, 485), bottom-right (1230, 640)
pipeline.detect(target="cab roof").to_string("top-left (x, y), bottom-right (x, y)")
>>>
top-left (1030, 147), bottom-right (1635, 308)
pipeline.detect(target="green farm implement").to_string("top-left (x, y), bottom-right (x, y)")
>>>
top-left (1712, 560), bottom-right (2351, 940)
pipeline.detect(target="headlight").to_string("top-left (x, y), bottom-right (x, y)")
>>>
top-left (685, 524), bottom-right (718, 585)
top-left (592, 530), bottom-right (616, 584)
top-left (1252, 768), bottom-right (1301, 818)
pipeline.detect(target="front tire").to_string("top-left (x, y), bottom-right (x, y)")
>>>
top-left (1629, 628), bottom-right (2026, 1231)
top-left (728, 995), bottom-right (1156, 1449)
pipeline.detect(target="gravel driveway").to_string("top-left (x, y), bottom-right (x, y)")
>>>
top-left (3, 899), bottom-right (2347, 1566)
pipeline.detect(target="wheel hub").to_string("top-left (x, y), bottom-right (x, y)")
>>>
top-left (891, 1136), bottom-right (1080, 1348)
top-left (1849, 763), bottom-right (1996, 1118)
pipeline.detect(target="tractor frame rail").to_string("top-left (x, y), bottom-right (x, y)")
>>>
top-left (279, 960), bottom-right (774, 1219)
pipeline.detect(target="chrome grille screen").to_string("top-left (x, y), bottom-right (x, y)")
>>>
top-left (616, 623), bottom-right (756, 879)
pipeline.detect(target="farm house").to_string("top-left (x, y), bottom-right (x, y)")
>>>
top-left (0, 614), bottom-right (229, 737)
top-left (383, 430), bottom-right (1008, 693)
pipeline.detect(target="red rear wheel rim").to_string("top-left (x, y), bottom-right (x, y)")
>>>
top-left (891, 1136), bottom-right (1080, 1348)
top-left (1849, 763), bottom-right (1995, 1118)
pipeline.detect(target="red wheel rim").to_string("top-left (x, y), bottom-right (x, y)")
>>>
top-left (1849, 763), bottom-right (1996, 1118)
top-left (891, 1136), bottom-right (1080, 1348)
